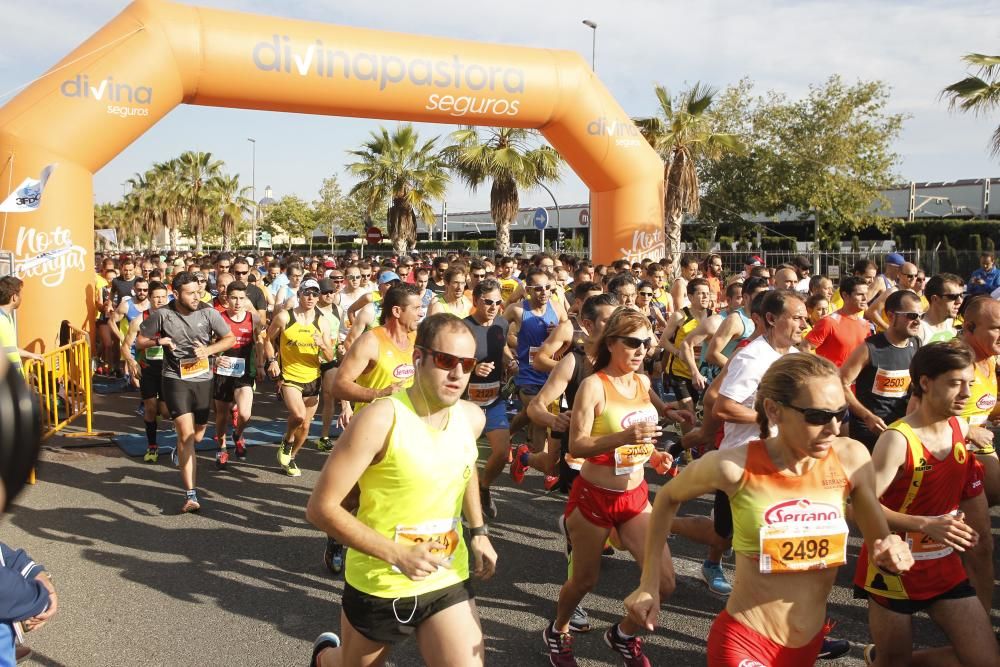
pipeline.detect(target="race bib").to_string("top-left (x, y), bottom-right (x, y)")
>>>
top-left (145, 346), bottom-right (164, 361)
top-left (392, 518), bottom-right (461, 573)
top-left (215, 356), bottom-right (246, 378)
top-left (903, 530), bottom-right (952, 561)
top-left (179, 356), bottom-right (210, 379)
top-left (614, 443), bottom-right (655, 476)
top-left (759, 518), bottom-right (849, 573)
top-left (873, 368), bottom-right (910, 398)
top-left (468, 381), bottom-right (500, 406)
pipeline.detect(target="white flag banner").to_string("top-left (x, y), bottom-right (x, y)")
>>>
top-left (0, 164), bottom-right (57, 213)
top-left (95, 228), bottom-right (118, 246)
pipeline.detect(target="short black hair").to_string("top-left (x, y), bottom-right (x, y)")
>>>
top-left (910, 339), bottom-right (973, 397)
top-left (171, 271), bottom-right (199, 293)
top-left (839, 276), bottom-right (867, 297)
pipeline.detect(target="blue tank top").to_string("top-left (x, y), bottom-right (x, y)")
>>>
top-left (125, 299), bottom-right (144, 324)
top-left (722, 307), bottom-right (754, 359)
top-left (516, 299), bottom-right (559, 387)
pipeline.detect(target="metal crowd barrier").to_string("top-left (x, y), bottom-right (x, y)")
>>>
top-left (22, 323), bottom-right (102, 441)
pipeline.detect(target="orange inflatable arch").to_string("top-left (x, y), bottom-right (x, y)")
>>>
top-left (0, 0), bottom-right (663, 349)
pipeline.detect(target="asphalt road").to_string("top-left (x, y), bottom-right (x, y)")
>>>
top-left (4, 385), bottom-right (996, 666)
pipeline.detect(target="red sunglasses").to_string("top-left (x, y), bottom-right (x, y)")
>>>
top-left (416, 345), bottom-right (476, 373)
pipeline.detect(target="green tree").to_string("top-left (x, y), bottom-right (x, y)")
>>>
top-left (634, 83), bottom-right (741, 276)
top-left (209, 173), bottom-right (254, 251)
top-left (698, 77), bottom-right (904, 244)
top-left (347, 124), bottom-right (449, 255)
top-left (942, 53), bottom-right (1000, 157)
top-left (176, 151), bottom-right (223, 254)
top-left (442, 127), bottom-right (562, 255)
top-left (262, 195), bottom-right (316, 250)
top-left (313, 175), bottom-right (368, 242)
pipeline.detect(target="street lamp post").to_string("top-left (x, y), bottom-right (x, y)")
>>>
top-left (582, 20), bottom-right (597, 256)
top-left (582, 20), bottom-right (597, 71)
top-left (247, 137), bottom-right (256, 249)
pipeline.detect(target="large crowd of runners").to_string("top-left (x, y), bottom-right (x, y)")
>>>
top-left (83, 247), bottom-right (1000, 666)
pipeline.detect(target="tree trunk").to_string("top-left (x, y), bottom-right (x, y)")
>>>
top-left (663, 159), bottom-right (684, 279)
top-left (221, 217), bottom-right (233, 252)
top-left (388, 198), bottom-right (415, 255)
top-left (491, 178), bottom-right (518, 257)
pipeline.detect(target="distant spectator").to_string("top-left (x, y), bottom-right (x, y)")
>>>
top-left (969, 251), bottom-right (1000, 296)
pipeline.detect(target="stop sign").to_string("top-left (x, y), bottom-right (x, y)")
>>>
top-left (365, 226), bottom-right (383, 244)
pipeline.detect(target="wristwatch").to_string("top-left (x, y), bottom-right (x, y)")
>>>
top-left (469, 525), bottom-right (489, 537)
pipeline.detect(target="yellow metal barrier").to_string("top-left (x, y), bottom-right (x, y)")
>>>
top-left (23, 324), bottom-right (106, 441)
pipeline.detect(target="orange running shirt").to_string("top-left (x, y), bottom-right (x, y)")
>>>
top-left (589, 372), bottom-right (659, 475)
top-left (805, 312), bottom-right (871, 368)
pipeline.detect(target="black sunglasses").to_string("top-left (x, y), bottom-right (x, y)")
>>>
top-left (613, 335), bottom-right (654, 350)
top-left (416, 345), bottom-right (476, 373)
top-left (893, 311), bottom-right (923, 321)
top-left (638, 291), bottom-right (654, 297)
top-left (941, 293), bottom-right (965, 302)
top-left (782, 403), bottom-right (849, 425)
top-left (233, 270), bottom-right (249, 276)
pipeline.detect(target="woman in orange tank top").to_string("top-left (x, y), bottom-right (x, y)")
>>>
top-left (542, 307), bottom-right (676, 666)
top-left (625, 354), bottom-right (914, 667)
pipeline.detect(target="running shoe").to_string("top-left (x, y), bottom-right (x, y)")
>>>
top-left (181, 496), bottom-right (201, 513)
top-left (862, 644), bottom-right (876, 666)
top-left (480, 486), bottom-right (498, 520)
top-left (816, 636), bottom-right (850, 660)
top-left (314, 436), bottom-right (334, 452)
top-left (284, 459), bottom-right (302, 477)
top-left (544, 475), bottom-right (560, 491)
top-left (542, 621), bottom-right (578, 667)
top-left (216, 449), bottom-right (229, 469)
top-left (143, 447), bottom-right (158, 463)
top-left (234, 437), bottom-right (247, 461)
top-left (510, 444), bottom-right (530, 484)
top-left (277, 441), bottom-right (293, 467)
top-left (699, 561), bottom-right (732, 597)
top-left (323, 537), bottom-right (345, 574)
top-left (604, 624), bottom-right (650, 667)
top-left (134, 404), bottom-right (145, 417)
top-left (568, 605), bottom-right (591, 633)
top-left (310, 631), bottom-right (341, 667)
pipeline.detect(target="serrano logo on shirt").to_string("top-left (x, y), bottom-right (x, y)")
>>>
top-left (976, 394), bottom-right (996, 411)
top-left (763, 498), bottom-right (841, 524)
top-left (619, 409), bottom-right (657, 429)
top-left (393, 364), bottom-right (415, 380)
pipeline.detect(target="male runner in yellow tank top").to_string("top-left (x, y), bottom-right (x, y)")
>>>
top-left (321, 284), bottom-right (422, 574)
top-left (955, 296), bottom-right (1000, 613)
top-left (306, 313), bottom-right (496, 666)
top-left (263, 279), bottom-right (335, 477)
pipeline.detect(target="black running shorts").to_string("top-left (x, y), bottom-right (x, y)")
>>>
top-left (854, 579), bottom-right (976, 615)
top-left (161, 377), bottom-right (213, 424)
top-left (212, 374), bottom-right (255, 403)
top-left (280, 376), bottom-right (321, 398)
top-left (140, 365), bottom-right (162, 401)
top-left (342, 580), bottom-right (474, 644)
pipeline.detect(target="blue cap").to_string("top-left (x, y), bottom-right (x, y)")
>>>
top-left (377, 271), bottom-right (401, 285)
top-left (885, 252), bottom-right (905, 266)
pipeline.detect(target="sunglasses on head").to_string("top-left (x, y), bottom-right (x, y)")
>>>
top-left (613, 335), bottom-right (654, 350)
top-left (894, 311), bottom-right (923, 321)
top-left (781, 402), bottom-right (849, 425)
top-left (416, 345), bottom-right (476, 373)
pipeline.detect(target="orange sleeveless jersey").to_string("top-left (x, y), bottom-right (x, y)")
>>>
top-left (853, 417), bottom-right (982, 600)
top-left (730, 440), bottom-right (852, 574)
top-left (589, 372), bottom-right (659, 475)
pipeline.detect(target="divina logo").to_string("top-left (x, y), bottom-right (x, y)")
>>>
top-left (252, 36), bottom-right (526, 93)
top-left (587, 116), bottom-right (642, 148)
top-left (251, 35), bottom-right (525, 118)
top-left (60, 75), bottom-right (153, 104)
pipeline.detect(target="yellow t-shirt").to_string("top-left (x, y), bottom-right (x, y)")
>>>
top-left (346, 391), bottom-right (477, 597)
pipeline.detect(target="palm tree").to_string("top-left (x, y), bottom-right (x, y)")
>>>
top-left (942, 53), bottom-right (1000, 156)
top-left (209, 173), bottom-right (254, 251)
top-left (442, 127), bottom-right (562, 255)
top-left (634, 83), bottom-right (741, 276)
top-left (176, 151), bottom-right (223, 253)
top-left (346, 124), bottom-right (449, 255)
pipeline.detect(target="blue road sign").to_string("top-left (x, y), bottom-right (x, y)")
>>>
top-left (533, 207), bottom-right (548, 230)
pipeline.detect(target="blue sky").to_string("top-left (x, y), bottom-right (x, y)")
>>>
top-left (1, 0), bottom-right (998, 213)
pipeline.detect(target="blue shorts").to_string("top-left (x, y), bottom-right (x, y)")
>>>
top-left (483, 400), bottom-right (510, 433)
